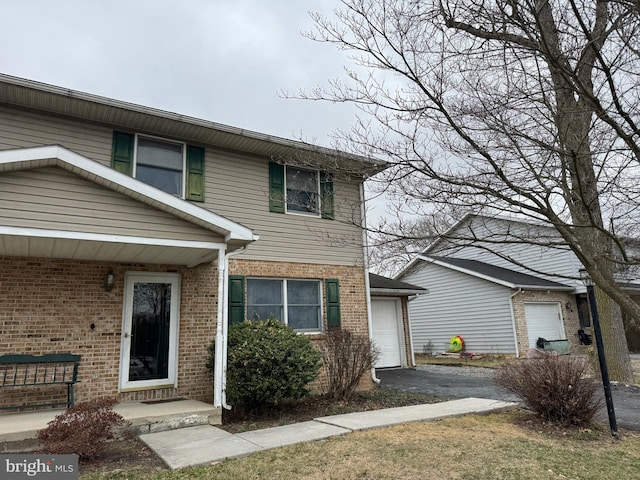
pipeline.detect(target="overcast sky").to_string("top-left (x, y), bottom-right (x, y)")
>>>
top-left (0, 0), bottom-right (395, 222)
top-left (1, 0), bottom-right (356, 146)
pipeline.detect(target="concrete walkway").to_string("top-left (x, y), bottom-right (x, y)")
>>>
top-left (139, 397), bottom-right (518, 470)
top-left (0, 399), bottom-right (220, 452)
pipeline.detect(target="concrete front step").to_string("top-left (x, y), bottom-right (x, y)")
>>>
top-left (0, 399), bottom-right (220, 453)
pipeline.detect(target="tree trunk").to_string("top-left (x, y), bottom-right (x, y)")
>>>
top-left (594, 286), bottom-right (634, 383)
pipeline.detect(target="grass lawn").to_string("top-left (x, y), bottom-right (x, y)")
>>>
top-left (80, 411), bottom-right (640, 480)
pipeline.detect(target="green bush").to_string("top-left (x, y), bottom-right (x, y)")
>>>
top-left (208, 319), bottom-right (322, 410)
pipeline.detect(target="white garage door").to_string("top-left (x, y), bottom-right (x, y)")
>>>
top-left (371, 298), bottom-right (404, 368)
top-left (524, 302), bottom-right (565, 348)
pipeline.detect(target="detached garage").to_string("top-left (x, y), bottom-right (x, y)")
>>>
top-left (369, 274), bottom-right (426, 368)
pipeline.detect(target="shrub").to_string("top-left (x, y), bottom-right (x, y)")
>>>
top-left (208, 319), bottom-right (322, 410)
top-left (321, 329), bottom-right (380, 401)
top-left (494, 356), bottom-right (602, 426)
top-left (37, 396), bottom-right (128, 460)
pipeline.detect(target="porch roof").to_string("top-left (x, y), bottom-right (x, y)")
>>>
top-left (0, 145), bottom-right (258, 266)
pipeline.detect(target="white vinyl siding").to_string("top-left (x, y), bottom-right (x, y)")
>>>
top-left (0, 106), bottom-right (364, 266)
top-left (0, 167), bottom-right (222, 242)
top-left (403, 262), bottom-right (517, 355)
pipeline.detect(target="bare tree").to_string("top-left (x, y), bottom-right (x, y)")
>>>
top-left (299, 0), bottom-right (640, 382)
top-left (367, 211), bottom-right (455, 276)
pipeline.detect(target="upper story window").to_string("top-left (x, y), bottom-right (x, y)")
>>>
top-left (286, 167), bottom-right (318, 214)
top-left (111, 131), bottom-right (205, 202)
top-left (136, 136), bottom-right (185, 197)
top-left (268, 162), bottom-right (334, 219)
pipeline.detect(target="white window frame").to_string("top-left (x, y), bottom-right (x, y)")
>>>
top-left (284, 165), bottom-right (321, 217)
top-left (133, 133), bottom-right (187, 198)
top-left (246, 278), bottom-right (324, 333)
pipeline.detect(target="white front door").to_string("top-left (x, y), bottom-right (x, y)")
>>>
top-left (120, 272), bottom-right (181, 391)
top-left (371, 298), bottom-right (404, 368)
top-left (524, 302), bottom-right (565, 348)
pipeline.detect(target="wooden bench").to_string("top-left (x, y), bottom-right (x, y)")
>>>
top-left (0, 353), bottom-right (81, 411)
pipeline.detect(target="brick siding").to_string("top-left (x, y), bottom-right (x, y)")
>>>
top-left (0, 256), bottom-right (373, 411)
top-left (511, 290), bottom-right (581, 356)
top-left (229, 258), bottom-right (375, 392)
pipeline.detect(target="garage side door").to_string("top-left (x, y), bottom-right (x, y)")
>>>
top-left (371, 298), bottom-right (403, 368)
top-left (524, 302), bottom-right (565, 348)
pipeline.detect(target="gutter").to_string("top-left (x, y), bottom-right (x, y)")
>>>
top-left (0, 73), bottom-right (387, 173)
top-left (370, 288), bottom-right (427, 297)
top-left (360, 183), bottom-right (380, 384)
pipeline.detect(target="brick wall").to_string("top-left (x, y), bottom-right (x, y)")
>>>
top-left (229, 259), bottom-right (370, 336)
top-left (0, 256), bottom-right (217, 411)
top-left (400, 297), bottom-right (414, 366)
top-left (511, 290), bottom-right (581, 356)
top-left (0, 256), bottom-right (374, 411)
top-left (229, 258), bottom-right (375, 391)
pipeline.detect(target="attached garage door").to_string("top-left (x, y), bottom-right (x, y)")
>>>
top-left (524, 302), bottom-right (565, 348)
top-left (371, 298), bottom-right (404, 368)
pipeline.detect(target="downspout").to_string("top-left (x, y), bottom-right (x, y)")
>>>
top-left (360, 183), bottom-right (380, 384)
top-left (213, 247), bottom-right (226, 408)
top-left (213, 245), bottom-right (246, 409)
top-left (509, 288), bottom-right (522, 358)
top-left (221, 246), bottom-right (247, 409)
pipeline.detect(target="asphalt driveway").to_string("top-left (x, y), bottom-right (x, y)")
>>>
top-left (377, 365), bottom-right (640, 432)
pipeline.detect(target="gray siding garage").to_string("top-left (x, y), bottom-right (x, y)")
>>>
top-left (399, 256), bottom-right (575, 357)
top-left (402, 262), bottom-right (518, 355)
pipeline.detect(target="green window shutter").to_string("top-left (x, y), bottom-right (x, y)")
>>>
top-left (269, 162), bottom-right (285, 213)
top-left (111, 131), bottom-right (134, 176)
top-left (186, 145), bottom-right (205, 202)
top-left (228, 275), bottom-right (246, 325)
top-left (320, 171), bottom-right (334, 220)
top-left (325, 278), bottom-right (341, 328)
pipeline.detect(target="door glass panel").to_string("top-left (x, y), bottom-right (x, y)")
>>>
top-left (129, 282), bottom-right (172, 381)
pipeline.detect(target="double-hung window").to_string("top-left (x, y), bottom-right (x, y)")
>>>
top-left (286, 167), bottom-right (319, 215)
top-left (135, 136), bottom-right (185, 197)
top-left (268, 162), bottom-right (334, 219)
top-left (246, 278), bottom-right (322, 332)
top-left (111, 131), bottom-right (205, 201)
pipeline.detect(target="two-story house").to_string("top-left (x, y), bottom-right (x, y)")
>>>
top-left (0, 74), bottom-right (385, 416)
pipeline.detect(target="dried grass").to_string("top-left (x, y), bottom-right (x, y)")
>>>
top-left (81, 412), bottom-right (640, 480)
